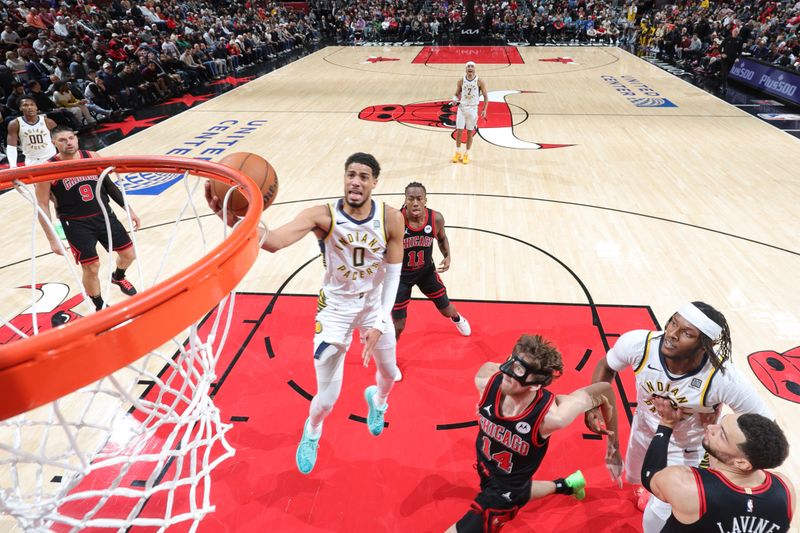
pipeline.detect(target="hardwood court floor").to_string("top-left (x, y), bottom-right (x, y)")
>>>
top-left (0, 46), bottom-right (798, 532)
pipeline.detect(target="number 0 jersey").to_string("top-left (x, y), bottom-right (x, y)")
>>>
top-left (17, 115), bottom-right (56, 161)
top-left (319, 199), bottom-right (388, 295)
top-left (476, 372), bottom-right (554, 490)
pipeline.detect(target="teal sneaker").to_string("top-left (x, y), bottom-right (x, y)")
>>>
top-left (54, 221), bottom-right (66, 240)
top-left (295, 419), bottom-right (320, 474)
top-left (364, 385), bottom-right (388, 436)
top-left (565, 470), bottom-right (586, 500)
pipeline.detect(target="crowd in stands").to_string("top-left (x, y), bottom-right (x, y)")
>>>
top-left (632, 1), bottom-right (800, 91)
top-left (0, 0), bottom-right (321, 157)
top-left (0, 0), bottom-right (797, 159)
top-left (317, 0), bottom-right (799, 86)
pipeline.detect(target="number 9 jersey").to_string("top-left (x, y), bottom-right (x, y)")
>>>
top-left (319, 199), bottom-right (389, 296)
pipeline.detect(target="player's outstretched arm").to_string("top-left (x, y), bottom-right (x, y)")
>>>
top-left (541, 382), bottom-right (617, 437)
top-left (543, 382), bottom-right (622, 485)
top-left (205, 180), bottom-right (330, 252)
top-left (585, 356), bottom-right (618, 435)
top-left (260, 204), bottom-right (331, 252)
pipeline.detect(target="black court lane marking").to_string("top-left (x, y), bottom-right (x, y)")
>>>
top-left (2, 189), bottom-right (795, 272)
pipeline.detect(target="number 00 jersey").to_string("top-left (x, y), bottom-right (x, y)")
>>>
top-left (17, 115), bottom-right (56, 161)
top-left (476, 372), bottom-right (554, 490)
top-left (319, 199), bottom-right (388, 295)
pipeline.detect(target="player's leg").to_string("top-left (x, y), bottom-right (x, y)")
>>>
top-left (448, 481), bottom-right (526, 533)
top-left (361, 294), bottom-right (399, 435)
top-left (296, 340), bottom-right (347, 474)
top-left (419, 269), bottom-right (470, 336)
top-left (296, 296), bottom-right (352, 473)
top-left (462, 108), bottom-right (478, 164)
top-left (98, 216), bottom-right (138, 296)
top-left (62, 217), bottom-right (104, 310)
top-left (530, 471), bottom-right (586, 500)
top-left (80, 261), bottom-right (103, 310)
top-left (391, 277), bottom-right (413, 340)
top-left (453, 107), bottom-right (466, 162)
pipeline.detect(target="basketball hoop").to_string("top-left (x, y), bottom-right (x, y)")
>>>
top-left (0, 156), bottom-right (263, 531)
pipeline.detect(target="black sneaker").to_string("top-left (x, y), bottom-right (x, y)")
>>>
top-left (111, 277), bottom-right (137, 296)
top-left (51, 311), bottom-right (73, 328)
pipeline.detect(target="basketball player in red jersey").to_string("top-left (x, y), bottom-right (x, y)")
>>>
top-left (35, 126), bottom-right (141, 314)
top-left (392, 182), bottom-right (470, 340)
top-left (641, 397), bottom-right (794, 532)
top-left (446, 334), bottom-right (623, 532)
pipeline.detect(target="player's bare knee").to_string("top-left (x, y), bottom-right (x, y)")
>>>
top-left (82, 261), bottom-right (100, 276)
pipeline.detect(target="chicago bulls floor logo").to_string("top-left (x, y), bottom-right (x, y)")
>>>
top-left (358, 90), bottom-right (573, 150)
top-left (0, 283), bottom-right (83, 344)
top-left (748, 347), bottom-right (800, 404)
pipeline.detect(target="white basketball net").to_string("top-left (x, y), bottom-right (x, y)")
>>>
top-left (0, 167), bottom-right (247, 531)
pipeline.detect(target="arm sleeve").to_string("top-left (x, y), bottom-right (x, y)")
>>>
top-left (102, 178), bottom-right (126, 208)
top-left (641, 424), bottom-right (673, 492)
top-left (375, 262), bottom-right (401, 333)
top-left (6, 145), bottom-right (17, 168)
top-left (606, 330), bottom-right (651, 372)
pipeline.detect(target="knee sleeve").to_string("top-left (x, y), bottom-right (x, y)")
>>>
top-left (373, 346), bottom-right (398, 379)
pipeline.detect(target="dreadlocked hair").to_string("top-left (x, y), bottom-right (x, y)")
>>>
top-left (693, 301), bottom-right (732, 372)
top-left (513, 334), bottom-right (564, 387)
top-left (401, 181), bottom-right (426, 209)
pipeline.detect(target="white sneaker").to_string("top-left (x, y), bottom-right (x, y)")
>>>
top-left (454, 315), bottom-right (471, 336)
top-left (394, 367), bottom-right (403, 382)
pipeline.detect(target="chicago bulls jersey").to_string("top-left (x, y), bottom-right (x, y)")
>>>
top-left (460, 75), bottom-right (480, 107)
top-left (319, 199), bottom-right (388, 295)
top-left (476, 372), bottom-right (554, 490)
top-left (662, 469), bottom-right (792, 532)
top-left (17, 115), bottom-right (56, 161)
top-left (401, 207), bottom-right (436, 274)
top-left (49, 151), bottom-right (111, 219)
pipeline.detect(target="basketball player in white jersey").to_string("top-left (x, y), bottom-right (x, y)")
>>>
top-left (451, 61), bottom-right (488, 165)
top-left (7, 95), bottom-right (65, 239)
top-left (6, 95), bottom-right (57, 168)
top-left (584, 301), bottom-right (773, 533)
top-left (205, 152), bottom-right (404, 475)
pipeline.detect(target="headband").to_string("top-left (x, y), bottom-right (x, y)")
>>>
top-left (677, 303), bottom-right (722, 340)
top-left (465, 61), bottom-right (476, 67)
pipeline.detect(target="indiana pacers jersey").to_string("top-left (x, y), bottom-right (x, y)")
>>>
top-left (623, 331), bottom-right (722, 445)
top-left (460, 75), bottom-right (480, 107)
top-left (319, 199), bottom-right (388, 295)
top-left (17, 115), bottom-right (56, 162)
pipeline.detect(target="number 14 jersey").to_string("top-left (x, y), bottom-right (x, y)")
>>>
top-left (476, 372), bottom-right (554, 490)
top-left (320, 199), bottom-right (388, 296)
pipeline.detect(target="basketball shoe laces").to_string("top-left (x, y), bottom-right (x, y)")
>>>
top-left (111, 277), bottom-right (137, 296)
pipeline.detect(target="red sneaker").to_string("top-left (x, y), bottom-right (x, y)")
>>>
top-left (111, 277), bottom-right (137, 296)
top-left (633, 485), bottom-right (650, 512)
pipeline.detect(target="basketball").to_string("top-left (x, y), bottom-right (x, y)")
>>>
top-left (212, 152), bottom-right (279, 216)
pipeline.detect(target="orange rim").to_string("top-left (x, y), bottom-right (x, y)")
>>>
top-left (0, 156), bottom-right (263, 421)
